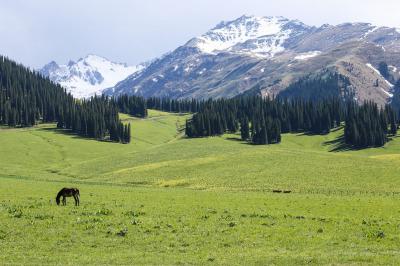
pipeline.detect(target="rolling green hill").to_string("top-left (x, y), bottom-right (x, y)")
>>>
top-left (1, 110), bottom-right (400, 264)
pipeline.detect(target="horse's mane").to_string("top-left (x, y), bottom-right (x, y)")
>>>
top-left (55, 188), bottom-right (65, 205)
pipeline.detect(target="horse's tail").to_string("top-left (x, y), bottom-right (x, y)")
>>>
top-left (56, 189), bottom-right (64, 205)
top-left (75, 189), bottom-right (80, 197)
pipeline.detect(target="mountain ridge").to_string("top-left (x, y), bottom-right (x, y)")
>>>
top-left (42, 15), bottom-right (400, 105)
top-left (40, 54), bottom-right (146, 98)
top-left (106, 15), bottom-right (400, 105)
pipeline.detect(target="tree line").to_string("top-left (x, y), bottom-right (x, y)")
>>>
top-left (146, 97), bottom-right (203, 113)
top-left (111, 96), bottom-right (204, 117)
top-left (114, 94), bottom-right (147, 118)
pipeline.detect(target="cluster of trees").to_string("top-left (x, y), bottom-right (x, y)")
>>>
top-left (115, 97), bottom-right (205, 117)
top-left (185, 96), bottom-right (398, 147)
top-left (378, 62), bottom-right (390, 80)
top-left (390, 80), bottom-right (400, 112)
top-left (0, 56), bottom-right (74, 127)
top-left (185, 97), bottom-right (345, 145)
top-left (0, 56), bottom-right (130, 143)
top-left (56, 95), bottom-right (131, 143)
top-left (185, 104), bottom-right (239, 137)
top-left (114, 95), bottom-right (147, 118)
top-left (278, 71), bottom-right (354, 101)
top-left (111, 95), bottom-right (207, 118)
top-left (110, 122), bottom-right (131, 143)
top-left (146, 97), bottom-right (203, 113)
top-left (345, 102), bottom-right (397, 148)
top-left (377, 61), bottom-right (397, 85)
top-left (248, 116), bottom-right (281, 145)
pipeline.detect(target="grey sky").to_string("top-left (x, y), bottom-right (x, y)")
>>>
top-left (1, 0), bottom-right (399, 68)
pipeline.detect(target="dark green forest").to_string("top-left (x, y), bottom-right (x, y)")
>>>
top-left (0, 56), bottom-right (130, 143)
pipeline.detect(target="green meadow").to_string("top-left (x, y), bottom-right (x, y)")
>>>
top-left (1, 110), bottom-right (400, 265)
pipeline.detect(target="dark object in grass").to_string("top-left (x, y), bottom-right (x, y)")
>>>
top-left (377, 231), bottom-right (385, 239)
top-left (116, 228), bottom-right (128, 237)
top-left (272, 190), bottom-right (292, 194)
top-left (56, 188), bottom-right (80, 206)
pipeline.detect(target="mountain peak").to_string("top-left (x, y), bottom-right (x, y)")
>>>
top-left (40, 54), bottom-right (145, 98)
top-left (83, 54), bottom-right (107, 61)
top-left (213, 15), bottom-right (288, 29)
top-left (44, 60), bottom-right (59, 68)
top-left (40, 61), bottom-right (59, 77)
top-left (186, 15), bottom-right (311, 56)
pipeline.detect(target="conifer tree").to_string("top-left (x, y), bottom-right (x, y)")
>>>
top-left (240, 117), bottom-right (250, 140)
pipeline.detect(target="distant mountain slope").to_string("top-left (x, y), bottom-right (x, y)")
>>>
top-left (40, 55), bottom-right (145, 98)
top-left (107, 15), bottom-right (400, 106)
top-left (185, 16), bottom-right (312, 57)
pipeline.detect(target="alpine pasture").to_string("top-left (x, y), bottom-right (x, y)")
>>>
top-left (1, 110), bottom-right (400, 265)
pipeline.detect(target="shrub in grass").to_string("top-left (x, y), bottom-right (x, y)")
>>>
top-left (96, 208), bottom-right (112, 216)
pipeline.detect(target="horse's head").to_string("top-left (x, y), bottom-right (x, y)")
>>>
top-left (56, 197), bottom-right (60, 205)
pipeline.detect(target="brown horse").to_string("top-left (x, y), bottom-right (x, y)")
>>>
top-left (56, 188), bottom-right (80, 206)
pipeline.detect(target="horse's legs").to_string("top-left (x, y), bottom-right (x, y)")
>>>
top-left (76, 195), bottom-right (80, 206)
top-left (62, 196), bottom-right (66, 206)
top-left (73, 195), bottom-right (78, 206)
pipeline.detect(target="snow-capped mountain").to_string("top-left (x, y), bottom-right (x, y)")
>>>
top-left (186, 15), bottom-right (311, 57)
top-left (107, 15), bottom-right (400, 105)
top-left (40, 55), bottom-right (145, 98)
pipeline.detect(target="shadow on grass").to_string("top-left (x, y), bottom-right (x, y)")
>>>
top-left (297, 126), bottom-right (344, 137)
top-left (324, 133), bottom-right (399, 152)
top-left (225, 137), bottom-right (243, 142)
top-left (37, 127), bottom-right (123, 144)
top-left (225, 136), bottom-right (280, 146)
top-left (323, 134), bottom-right (361, 152)
top-left (225, 136), bottom-right (256, 145)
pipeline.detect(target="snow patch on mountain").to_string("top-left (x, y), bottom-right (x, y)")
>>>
top-left (186, 15), bottom-right (300, 58)
top-left (40, 55), bottom-right (144, 98)
top-left (381, 88), bottom-right (394, 98)
top-left (232, 30), bottom-right (292, 58)
top-left (193, 16), bottom-right (285, 53)
top-left (294, 51), bottom-right (322, 60)
top-left (363, 26), bottom-right (379, 38)
top-left (366, 63), bottom-right (394, 98)
top-left (366, 63), bottom-right (394, 87)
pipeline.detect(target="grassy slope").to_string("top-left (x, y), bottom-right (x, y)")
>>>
top-left (1, 110), bottom-right (400, 265)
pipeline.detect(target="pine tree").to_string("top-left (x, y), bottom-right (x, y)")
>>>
top-left (240, 117), bottom-right (250, 140)
top-left (378, 62), bottom-right (390, 80)
top-left (127, 123), bottom-right (131, 143)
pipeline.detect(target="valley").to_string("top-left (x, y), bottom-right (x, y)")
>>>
top-left (1, 110), bottom-right (400, 264)
top-left (2, 6), bottom-right (400, 265)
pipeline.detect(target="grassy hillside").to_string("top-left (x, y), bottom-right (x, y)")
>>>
top-left (1, 110), bottom-right (400, 264)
